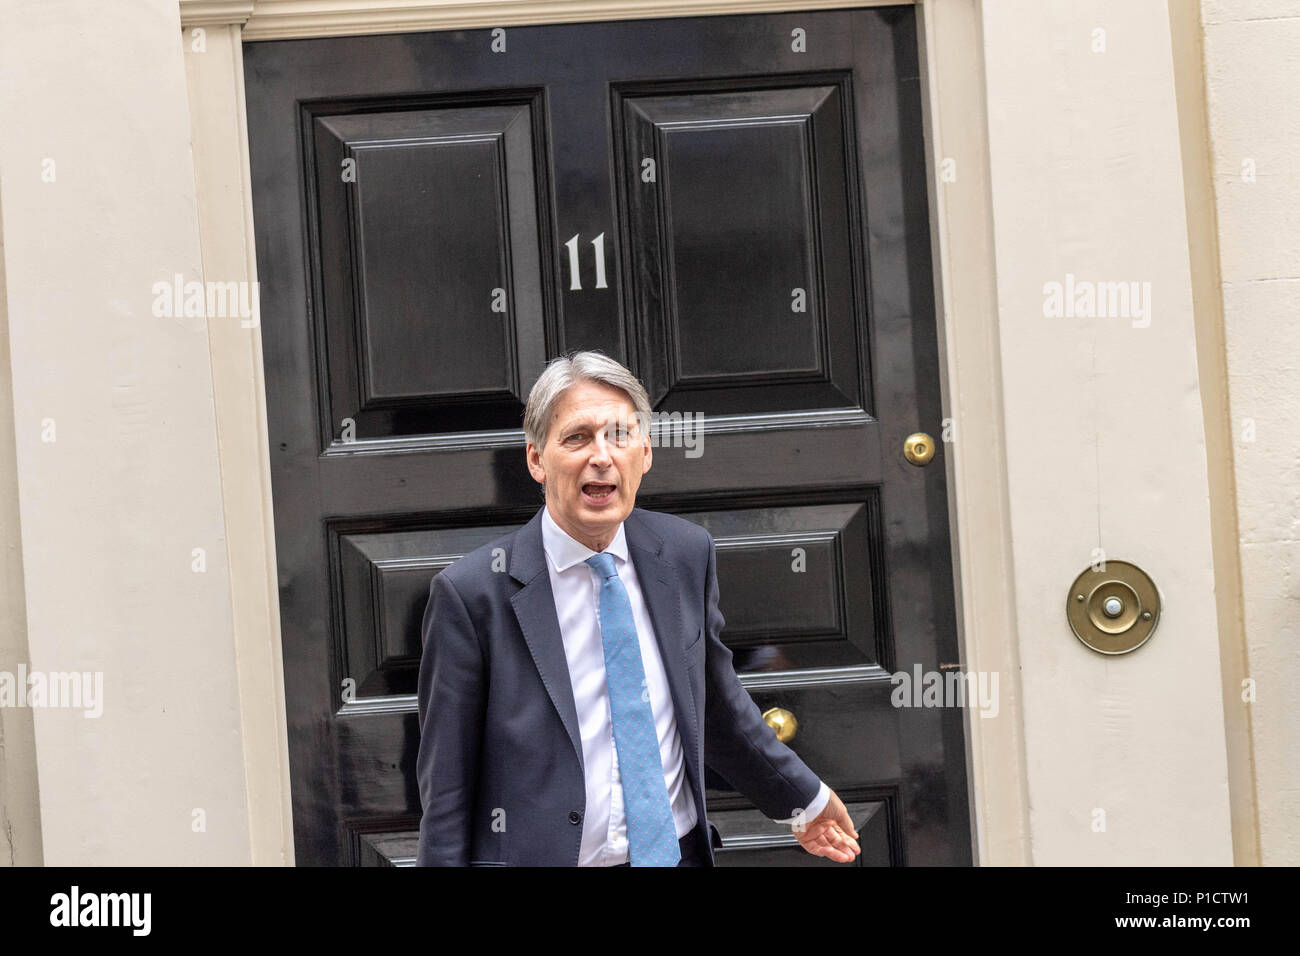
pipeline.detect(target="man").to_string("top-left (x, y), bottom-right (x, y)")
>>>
top-left (416, 350), bottom-right (860, 866)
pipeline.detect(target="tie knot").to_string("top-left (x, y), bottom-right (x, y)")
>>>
top-left (584, 551), bottom-right (618, 579)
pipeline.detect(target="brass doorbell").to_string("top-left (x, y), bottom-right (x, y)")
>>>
top-left (1066, 560), bottom-right (1160, 655)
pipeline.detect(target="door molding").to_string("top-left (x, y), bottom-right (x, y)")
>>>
top-left (183, 0), bottom-right (900, 40)
top-left (179, 0), bottom-right (1029, 865)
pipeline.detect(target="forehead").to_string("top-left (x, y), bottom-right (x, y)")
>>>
top-left (550, 382), bottom-right (635, 424)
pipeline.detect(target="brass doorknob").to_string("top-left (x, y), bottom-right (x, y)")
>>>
top-left (762, 706), bottom-right (798, 743)
top-left (903, 432), bottom-right (936, 466)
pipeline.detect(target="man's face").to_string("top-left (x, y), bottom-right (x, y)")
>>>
top-left (526, 380), bottom-right (652, 551)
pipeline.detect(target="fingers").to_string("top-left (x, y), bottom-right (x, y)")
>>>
top-left (796, 821), bottom-right (861, 861)
top-left (834, 804), bottom-right (859, 840)
top-left (821, 816), bottom-right (860, 852)
top-left (827, 824), bottom-right (860, 858)
top-left (810, 836), bottom-right (857, 863)
top-left (825, 790), bottom-right (860, 840)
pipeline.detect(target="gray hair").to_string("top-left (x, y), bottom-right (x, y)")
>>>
top-left (522, 349), bottom-right (652, 454)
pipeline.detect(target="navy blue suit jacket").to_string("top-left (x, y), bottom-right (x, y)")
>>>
top-left (415, 504), bottom-right (822, 866)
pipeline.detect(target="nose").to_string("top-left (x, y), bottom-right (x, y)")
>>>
top-left (589, 429), bottom-right (613, 467)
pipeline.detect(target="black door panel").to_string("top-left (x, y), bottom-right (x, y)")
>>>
top-left (245, 6), bottom-right (969, 866)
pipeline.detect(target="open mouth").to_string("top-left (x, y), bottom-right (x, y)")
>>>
top-left (581, 482), bottom-right (617, 503)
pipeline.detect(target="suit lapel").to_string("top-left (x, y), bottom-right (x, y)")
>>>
top-left (508, 506), bottom-right (585, 774)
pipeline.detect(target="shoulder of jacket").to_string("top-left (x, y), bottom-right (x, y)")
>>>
top-left (439, 525), bottom-right (521, 587)
top-left (630, 507), bottom-right (711, 550)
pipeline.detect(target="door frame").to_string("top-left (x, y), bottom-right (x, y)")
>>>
top-left (179, 0), bottom-right (1029, 866)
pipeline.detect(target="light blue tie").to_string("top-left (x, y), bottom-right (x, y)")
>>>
top-left (584, 551), bottom-right (680, 867)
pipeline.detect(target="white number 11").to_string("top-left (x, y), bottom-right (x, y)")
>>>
top-left (565, 232), bottom-right (608, 291)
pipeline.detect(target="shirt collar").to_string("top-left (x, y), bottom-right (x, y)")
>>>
top-left (541, 504), bottom-right (630, 573)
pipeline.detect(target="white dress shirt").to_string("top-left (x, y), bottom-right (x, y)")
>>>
top-left (540, 506), bottom-right (830, 866)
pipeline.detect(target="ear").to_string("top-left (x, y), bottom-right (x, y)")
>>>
top-left (640, 436), bottom-right (652, 474)
top-left (525, 443), bottom-right (547, 485)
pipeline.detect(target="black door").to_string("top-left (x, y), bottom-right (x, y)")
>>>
top-left (244, 6), bottom-right (969, 866)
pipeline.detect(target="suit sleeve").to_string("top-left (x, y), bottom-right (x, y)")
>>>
top-left (698, 529), bottom-right (823, 822)
top-left (415, 570), bottom-right (485, 866)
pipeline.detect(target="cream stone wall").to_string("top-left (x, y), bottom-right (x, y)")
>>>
top-left (0, 0), bottom-right (253, 864)
top-left (979, 0), bottom-right (1233, 863)
top-left (0, 185), bottom-right (44, 866)
top-left (1200, 0), bottom-right (1300, 866)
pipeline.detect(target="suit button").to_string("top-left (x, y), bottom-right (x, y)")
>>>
top-left (568, 811), bottom-right (582, 825)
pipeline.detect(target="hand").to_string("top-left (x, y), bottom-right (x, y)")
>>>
top-left (792, 789), bottom-right (860, 862)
